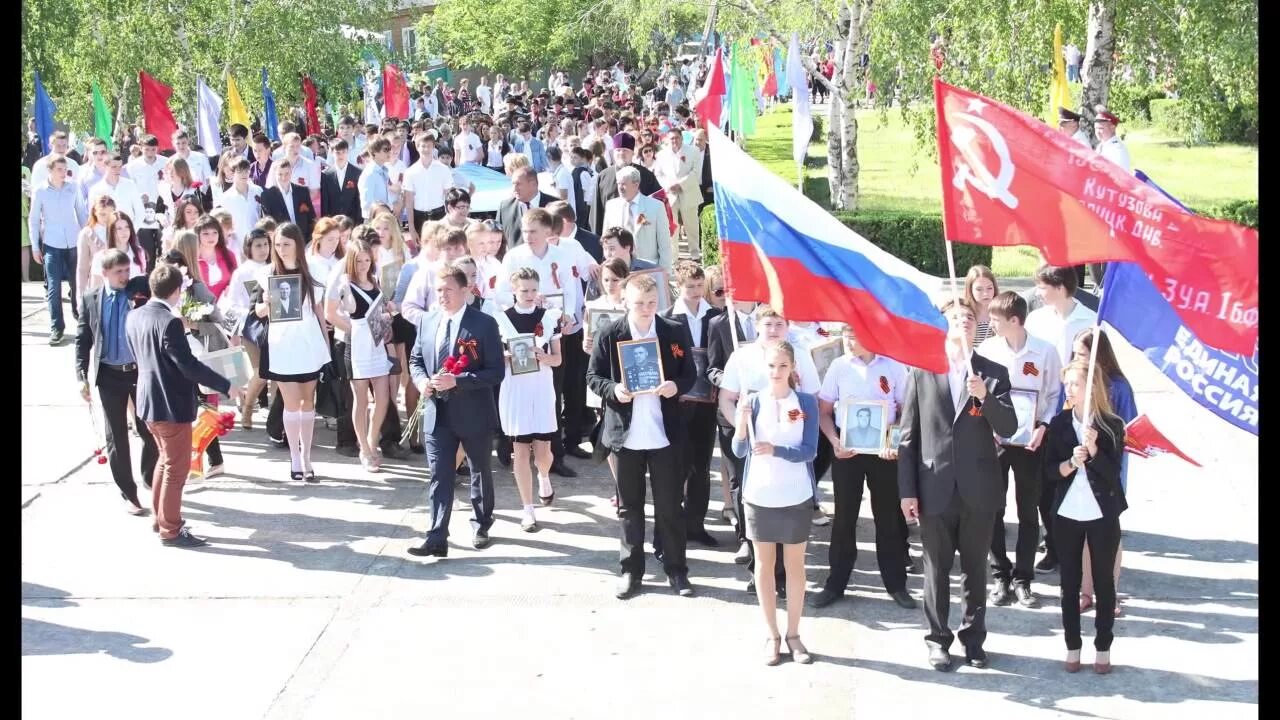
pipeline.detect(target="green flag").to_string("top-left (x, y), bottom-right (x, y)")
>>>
top-left (91, 82), bottom-right (114, 151)
top-left (728, 41), bottom-right (759, 137)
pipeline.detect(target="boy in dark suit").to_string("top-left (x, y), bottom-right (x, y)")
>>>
top-left (125, 264), bottom-right (238, 548)
top-left (319, 139), bottom-right (363, 223)
top-left (259, 160), bottom-right (316, 244)
top-left (586, 272), bottom-right (697, 599)
top-left (898, 299), bottom-right (1017, 671)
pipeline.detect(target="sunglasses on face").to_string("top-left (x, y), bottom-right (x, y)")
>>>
top-left (712, 287), bottom-right (725, 297)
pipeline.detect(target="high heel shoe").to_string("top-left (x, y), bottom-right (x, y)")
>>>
top-left (785, 635), bottom-right (813, 664)
top-left (764, 636), bottom-right (782, 666)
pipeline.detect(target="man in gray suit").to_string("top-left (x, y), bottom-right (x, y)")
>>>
top-left (898, 299), bottom-right (1017, 671)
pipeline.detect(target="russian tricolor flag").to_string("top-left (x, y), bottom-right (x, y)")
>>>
top-left (709, 125), bottom-right (950, 373)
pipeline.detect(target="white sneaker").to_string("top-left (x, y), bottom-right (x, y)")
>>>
top-left (812, 506), bottom-right (831, 526)
top-left (204, 464), bottom-right (224, 479)
top-left (520, 509), bottom-right (538, 532)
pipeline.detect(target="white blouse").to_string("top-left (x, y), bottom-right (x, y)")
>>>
top-left (1057, 415), bottom-right (1104, 522)
top-left (743, 391), bottom-right (814, 508)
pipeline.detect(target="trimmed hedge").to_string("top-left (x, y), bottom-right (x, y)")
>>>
top-left (1150, 98), bottom-right (1258, 144)
top-left (698, 204), bottom-right (992, 278)
top-left (1203, 199), bottom-right (1259, 229)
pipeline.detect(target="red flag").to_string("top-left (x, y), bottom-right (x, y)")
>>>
top-left (1123, 414), bottom-right (1201, 467)
top-left (301, 75), bottom-right (321, 135)
top-left (649, 188), bottom-right (677, 235)
top-left (694, 48), bottom-right (726, 129)
top-left (934, 77), bottom-right (1258, 355)
top-left (139, 71), bottom-right (178, 152)
top-left (382, 64), bottom-right (410, 120)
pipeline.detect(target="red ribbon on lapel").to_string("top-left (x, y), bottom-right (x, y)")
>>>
top-left (879, 376), bottom-right (890, 394)
top-left (550, 262), bottom-right (562, 290)
top-left (1022, 361), bottom-right (1039, 377)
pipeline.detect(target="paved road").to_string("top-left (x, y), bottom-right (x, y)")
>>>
top-left (22, 281), bottom-right (1257, 719)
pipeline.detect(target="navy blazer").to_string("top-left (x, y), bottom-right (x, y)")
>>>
top-left (75, 277), bottom-right (151, 384)
top-left (585, 314), bottom-right (697, 452)
top-left (125, 299), bottom-right (231, 424)
top-left (260, 182), bottom-right (317, 244)
top-left (897, 352), bottom-right (1019, 515)
top-left (1043, 411), bottom-right (1128, 520)
top-left (574, 227), bottom-right (603, 263)
top-left (408, 305), bottom-right (505, 438)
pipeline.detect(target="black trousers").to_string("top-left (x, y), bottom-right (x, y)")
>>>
top-left (812, 432), bottom-right (834, 508)
top-left (1055, 513), bottom-right (1121, 651)
top-left (97, 366), bottom-right (158, 505)
top-left (991, 446), bottom-right (1043, 587)
top-left (826, 455), bottom-right (908, 593)
top-left (653, 402), bottom-right (717, 559)
top-left (1039, 471), bottom-right (1060, 564)
top-left (717, 424), bottom-right (784, 581)
top-left (558, 329), bottom-right (588, 446)
top-left (919, 493), bottom-right (998, 652)
top-left (412, 207), bottom-right (446, 237)
top-left (550, 357), bottom-right (566, 462)
top-left (615, 445), bottom-right (687, 577)
top-left (423, 421), bottom-right (495, 546)
top-left (332, 339), bottom-right (358, 449)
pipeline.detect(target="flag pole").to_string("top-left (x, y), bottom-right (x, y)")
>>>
top-left (1080, 323), bottom-right (1102, 428)
top-left (723, 283), bottom-right (754, 445)
top-left (943, 238), bottom-right (974, 375)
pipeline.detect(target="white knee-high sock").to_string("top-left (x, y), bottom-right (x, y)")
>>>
top-left (297, 410), bottom-right (316, 470)
top-left (283, 410), bottom-right (302, 471)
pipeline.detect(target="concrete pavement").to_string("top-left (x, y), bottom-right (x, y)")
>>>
top-left (22, 281), bottom-right (1257, 719)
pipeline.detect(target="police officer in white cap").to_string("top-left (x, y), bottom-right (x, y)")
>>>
top-left (1093, 106), bottom-right (1130, 171)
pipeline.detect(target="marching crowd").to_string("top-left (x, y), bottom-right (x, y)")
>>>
top-left (28, 62), bottom-right (1133, 674)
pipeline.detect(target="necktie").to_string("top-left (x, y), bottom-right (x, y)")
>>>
top-left (741, 315), bottom-right (756, 342)
top-left (436, 318), bottom-right (452, 371)
top-left (626, 201), bottom-right (635, 229)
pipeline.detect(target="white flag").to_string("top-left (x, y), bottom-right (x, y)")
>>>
top-left (787, 34), bottom-right (813, 166)
top-left (196, 76), bottom-right (224, 156)
top-left (363, 70), bottom-right (383, 125)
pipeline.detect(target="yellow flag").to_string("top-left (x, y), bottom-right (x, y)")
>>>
top-left (1046, 24), bottom-right (1072, 124)
top-left (227, 73), bottom-right (251, 128)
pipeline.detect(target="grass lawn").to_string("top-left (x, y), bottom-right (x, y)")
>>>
top-left (742, 105), bottom-right (1258, 277)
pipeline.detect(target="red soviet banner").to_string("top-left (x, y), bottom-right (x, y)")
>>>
top-left (1124, 414), bottom-right (1201, 467)
top-left (934, 77), bottom-right (1258, 355)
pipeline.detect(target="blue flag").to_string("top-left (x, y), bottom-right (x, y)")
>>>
top-left (33, 71), bottom-right (56, 154)
top-left (774, 46), bottom-right (789, 98)
top-left (261, 68), bottom-right (279, 141)
top-left (1097, 170), bottom-right (1259, 435)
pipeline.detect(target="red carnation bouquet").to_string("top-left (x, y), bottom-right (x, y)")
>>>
top-left (401, 351), bottom-right (471, 444)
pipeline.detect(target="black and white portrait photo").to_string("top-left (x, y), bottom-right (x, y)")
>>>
top-left (508, 333), bottom-right (539, 375)
top-left (841, 400), bottom-right (887, 453)
top-left (587, 308), bottom-right (625, 339)
top-left (619, 338), bottom-right (664, 394)
top-left (809, 338), bottom-right (843, 381)
top-left (1006, 389), bottom-right (1039, 447)
top-left (268, 274), bottom-right (303, 323)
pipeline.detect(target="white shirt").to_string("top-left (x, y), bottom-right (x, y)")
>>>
top-left (496, 242), bottom-right (579, 315)
top-left (549, 235), bottom-right (595, 325)
top-left (721, 341), bottom-right (821, 395)
top-left (30, 153), bottom-right (83, 196)
top-left (476, 84), bottom-right (492, 114)
top-left (621, 319), bottom-right (668, 451)
top-left (433, 304), bottom-right (468, 370)
top-left (276, 182), bottom-right (297, 224)
top-left (743, 390), bottom-right (814, 508)
top-left (947, 351), bottom-right (970, 418)
top-left (403, 159), bottom-right (455, 212)
top-left (176, 151), bottom-right (213, 184)
top-left (217, 259), bottom-right (266, 317)
top-left (1058, 415), bottom-right (1104, 521)
top-left (1097, 135), bottom-right (1131, 172)
top-left (670, 297), bottom-right (712, 348)
top-left (977, 333), bottom-right (1062, 426)
top-left (286, 155), bottom-right (322, 194)
top-left (538, 163), bottom-right (573, 203)
top-left (213, 182), bottom-right (263, 241)
top-left (1025, 300), bottom-right (1098, 366)
top-left (819, 353), bottom-right (909, 428)
top-left (124, 155), bottom-right (165, 203)
top-left (453, 130), bottom-right (483, 165)
top-left (486, 140), bottom-right (505, 169)
top-left (88, 176), bottom-right (145, 227)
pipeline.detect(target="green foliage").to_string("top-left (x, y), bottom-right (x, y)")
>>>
top-left (1108, 83), bottom-right (1168, 125)
top-left (1149, 98), bottom-right (1255, 144)
top-left (1201, 199), bottom-right (1258, 229)
top-left (23, 0), bottom-right (393, 134)
top-left (871, 0), bottom-right (1257, 159)
top-left (700, 204), bottom-right (720, 266)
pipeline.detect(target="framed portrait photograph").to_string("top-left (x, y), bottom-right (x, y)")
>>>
top-left (243, 278), bottom-right (262, 300)
top-left (680, 348), bottom-right (717, 403)
top-left (542, 292), bottom-right (565, 311)
top-left (840, 399), bottom-right (888, 453)
top-left (379, 260), bottom-right (403, 297)
top-left (507, 333), bottom-right (540, 375)
top-left (365, 292), bottom-right (391, 346)
top-left (885, 424), bottom-right (903, 450)
top-left (267, 274), bottom-right (304, 323)
top-left (586, 307), bottom-right (626, 340)
top-left (617, 337), bottom-right (665, 394)
top-left (1004, 389), bottom-right (1040, 447)
top-left (628, 267), bottom-right (673, 312)
top-left (809, 338), bottom-right (843, 381)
